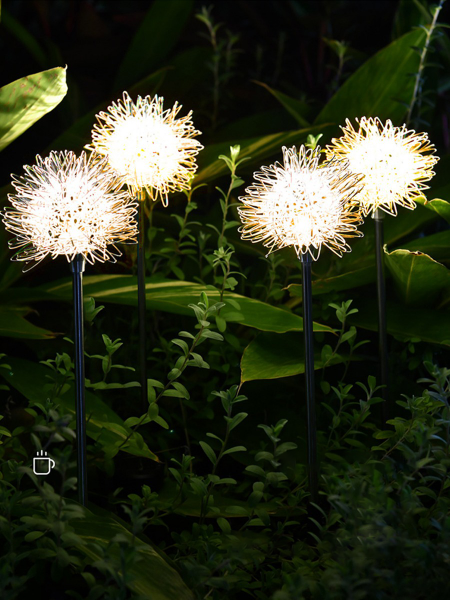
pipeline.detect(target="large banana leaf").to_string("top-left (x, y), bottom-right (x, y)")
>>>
top-left (73, 514), bottom-right (193, 599)
top-left (114, 0), bottom-right (194, 91)
top-left (315, 28), bottom-right (426, 125)
top-left (194, 124), bottom-right (334, 184)
top-left (0, 306), bottom-right (57, 339)
top-left (384, 248), bottom-right (450, 307)
top-left (1, 357), bottom-right (158, 461)
top-left (349, 301), bottom-right (450, 347)
top-left (240, 332), bottom-right (351, 383)
top-left (39, 275), bottom-right (333, 334)
top-left (0, 66), bottom-right (67, 151)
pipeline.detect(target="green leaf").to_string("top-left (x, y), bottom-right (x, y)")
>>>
top-left (315, 28), bottom-right (426, 125)
top-left (72, 510), bottom-right (194, 600)
top-left (114, 0), bottom-right (194, 90)
top-left (194, 124), bottom-right (334, 185)
top-left (401, 230), bottom-right (450, 262)
top-left (24, 531), bottom-right (46, 542)
top-left (241, 332), bottom-right (351, 383)
top-left (349, 301), bottom-right (450, 347)
top-left (417, 198), bottom-right (450, 224)
top-left (384, 249), bottom-right (450, 306)
top-left (40, 276), bottom-right (333, 335)
top-left (199, 441), bottom-right (217, 465)
top-left (253, 81), bottom-right (312, 127)
top-left (222, 446), bottom-right (246, 456)
top-left (0, 306), bottom-right (57, 339)
top-left (1, 357), bottom-right (158, 461)
top-left (0, 66), bottom-right (67, 152)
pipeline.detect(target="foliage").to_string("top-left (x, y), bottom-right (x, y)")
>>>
top-left (1, 1), bottom-right (450, 598)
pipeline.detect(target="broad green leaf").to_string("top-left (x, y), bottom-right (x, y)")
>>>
top-left (287, 263), bottom-right (374, 298)
top-left (1, 357), bottom-right (158, 460)
top-left (240, 332), bottom-right (351, 383)
top-left (40, 276), bottom-right (333, 334)
top-left (315, 28), bottom-right (426, 125)
top-left (253, 81), bottom-right (312, 127)
top-left (384, 248), bottom-right (450, 306)
top-left (194, 124), bottom-right (334, 185)
top-left (72, 512), bottom-right (193, 600)
top-left (114, 0), bottom-right (194, 90)
top-left (0, 306), bottom-right (57, 339)
top-left (417, 198), bottom-right (450, 224)
top-left (2, 9), bottom-right (47, 68)
top-left (349, 301), bottom-right (450, 346)
top-left (401, 230), bottom-right (450, 262)
top-left (0, 66), bottom-right (67, 152)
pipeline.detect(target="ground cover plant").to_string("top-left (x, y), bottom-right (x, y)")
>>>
top-left (1, 0), bottom-right (450, 598)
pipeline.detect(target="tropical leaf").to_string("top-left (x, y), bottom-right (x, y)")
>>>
top-left (240, 332), bottom-right (352, 383)
top-left (384, 248), bottom-right (450, 307)
top-left (70, 511), bottom-right (193, 599)
top-left (417, 197), bottom-right (450, 224)
top-left (315, 28), bottom-right (426, 125)
top-left (0, 306), bottom-right (57, 339)
top-left (0, 66), bottom-right (67, 152)
top-left (114, 0), bottom-right (194, 91)
top-left (1, 357), bottom-right (158, 460)
top-left (349, 301), bottom-right (450, 346)
top-left (194, 124), bottom-right (334, 184)
top-left (253, 81), bottom-right (312, 127)
top-left (40, 275), bottom-right (333, 334)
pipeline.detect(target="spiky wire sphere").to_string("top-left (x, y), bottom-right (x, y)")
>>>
top-left (238, 145), bottom-right (364, 260)
top-left (87, 91), bottom-right (203, 206)
top-left (2, 150), bottom-right (138, 269)
top-left (325, 117), bottom-right (439, 217)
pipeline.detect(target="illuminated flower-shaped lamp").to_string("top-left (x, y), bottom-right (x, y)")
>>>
top-left (2, 150), bottom-right (138, 505)
top-left (238, 145), bottom-right (364, 499)
top-left (87, 91), bottom-right (203, 408)
top-left (326, 118), bottom-right (438, 413)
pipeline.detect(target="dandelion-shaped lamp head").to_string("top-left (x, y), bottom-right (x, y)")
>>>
top-left (238, 145), bottom-right (364, 260)
top-left (87, 92), bottom-right (203, 206)
top-left (325, 117), bottom-right (439, 217)
top-left (2, 150), bottom-right (138, 269)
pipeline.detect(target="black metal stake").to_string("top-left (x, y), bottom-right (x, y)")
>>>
top-left (373, 208), bottom-right (389, 420)
top-left (301, 252), bottom-right (318, 501)
top-left (71, 253), bottom-right (87, 506)
top-left (136, 195), bottom-right (148, 411)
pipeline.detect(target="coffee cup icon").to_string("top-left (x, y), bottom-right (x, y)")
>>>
top-left (33, 450), bottom-right (55, 475)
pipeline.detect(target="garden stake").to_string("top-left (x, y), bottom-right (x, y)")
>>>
top-left (136, 191), bottom-right (148, 411)
top-left (301, 252), bottom-right (318, 501)
top-left (237, 144), bottom-right (364, 502)
top-left (71, 253), bottom-right (88, 506)
top-left (326, 117), bottom-right (439, 418)
top-left (87, 92), bottom-right (203, 412)
top-left (2, 150), bottom-right (138, 507)
top-left (373, 209), bottom-right (389, 417)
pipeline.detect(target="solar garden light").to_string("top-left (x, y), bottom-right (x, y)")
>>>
top-left (237, 145), bottom-right (364, 500)
top-left (326, 118), bottom-right (438, 417)
top-left (2, 150), bottom-right (138, 505)
top-left (87, 91), bottom-right (203, 410)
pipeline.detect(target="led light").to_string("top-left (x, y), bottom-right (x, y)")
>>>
top-left (88, 91), bottom-right (203, 206)
top-left (2, 150), bottom-right (138, 269)
top-left (326, 117), bottom-right (439, 216)
top-left (238, 145), bottom-right (364, 260)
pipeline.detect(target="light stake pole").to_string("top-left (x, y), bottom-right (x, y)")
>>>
top-left (237, 144), bottom-right (364, 502)
top-left (87, 91), bottom-right (203, 413)
top-left (2, 150), bottom-right (138, 508)
top-left (326, 117), bottom-right (439, 420)
top-left (71, 253), bottom-right (87, 506)
top-left (301, 252), bottom-right (317, 501)
top-left (373, 208), bottom-right (389, 418)
top-left (136, 192), bottom-right (148, 410)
